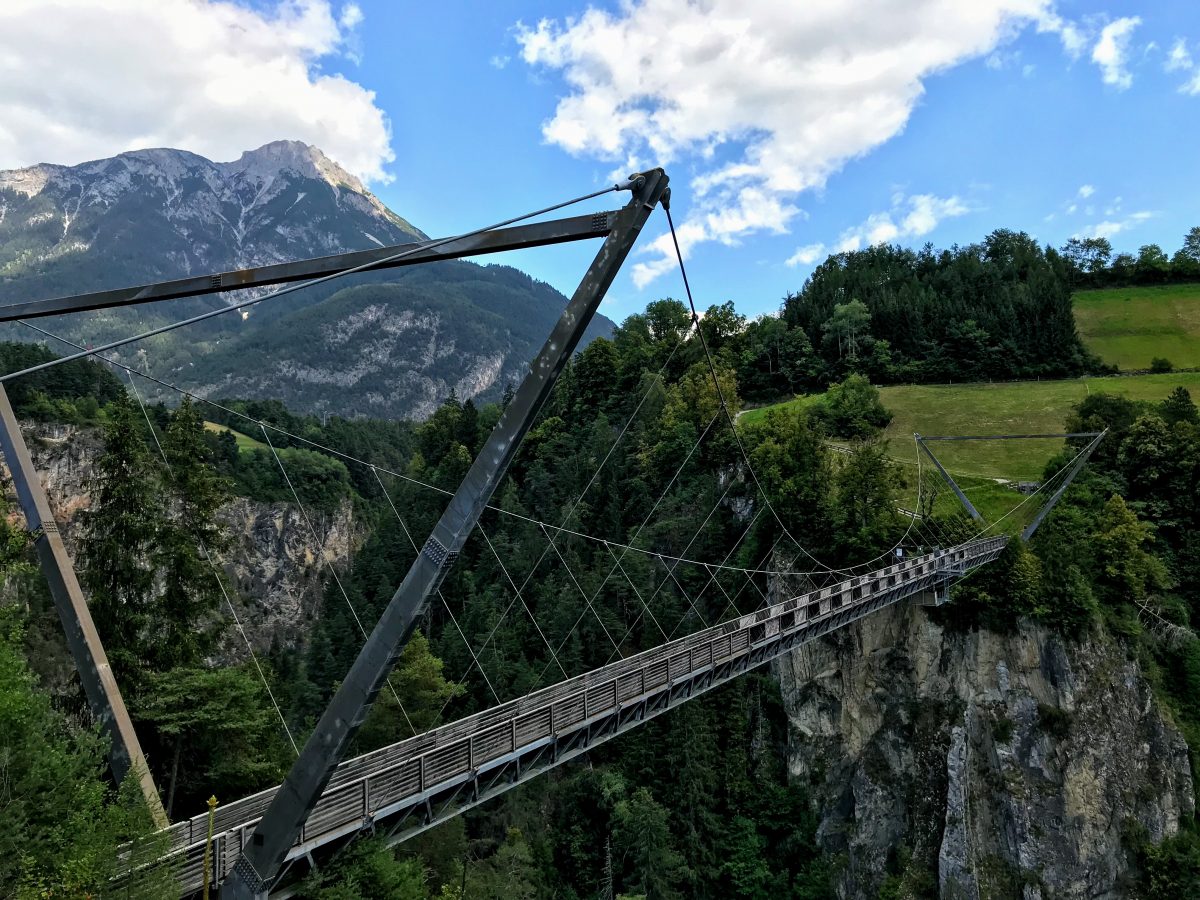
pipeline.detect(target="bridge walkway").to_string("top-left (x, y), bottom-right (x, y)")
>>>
top-left (153, 537), bottom-right (1006, 893)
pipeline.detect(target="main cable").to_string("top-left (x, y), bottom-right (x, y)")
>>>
top-left (18, 321), bottom-right (864, 578)
top-left (662, 204), bottom-right (914, 578)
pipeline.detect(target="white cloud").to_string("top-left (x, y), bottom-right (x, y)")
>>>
top-left (1166, 38), bottom-right (1194, 72)
top-left (786, 243), bottom-right (827, 267)
top-left (1078, 184), bottom-right (1095, 198)
top-left (786, 193), bottom-right (969, 267)
top-left (490, 55), bottom-right (512, 70)
top-left (1091, 17), bottom-right (1142, 89)
top-left (518, 0), bottom-right (1080, 286)
top-left (339, 3), bottom-right (363, 29)
top-left (1036, 12), bottom-right (1089, 58)
top-left (0, 0), bottom-right (393, 183)
top-left (1074, 210), bottom-right (1155, 240)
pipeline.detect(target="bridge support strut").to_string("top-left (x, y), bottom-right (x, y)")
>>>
top-left (0, 385), bottom-right (167, 827)
top-left (221, 169), bottom-right (671, 898)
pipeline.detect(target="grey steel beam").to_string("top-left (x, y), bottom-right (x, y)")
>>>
top-left (0, 386), bottom-right (167, 827)
top-left (919, 432), bottom-right (1103, 442)
top-left (916, 432), bottom-right (983, 522)
top-left (219, 169), bottom-right (670, 899)
top-left (1021, 429), bottom-right (1107, 540)
top-left (0, 212), bottom-right (617, 323)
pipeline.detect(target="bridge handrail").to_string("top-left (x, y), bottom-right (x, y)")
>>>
top-left (157, 538), bottom-right (1006, 876)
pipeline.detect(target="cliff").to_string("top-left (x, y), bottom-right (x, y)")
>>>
top-left (774, 597), bottom-right (1195, 899)
top-left (2, 421), bottom-right (355, 656)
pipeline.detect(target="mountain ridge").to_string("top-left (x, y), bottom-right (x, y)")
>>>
top-left (0, 141), bottom-right (613, 419)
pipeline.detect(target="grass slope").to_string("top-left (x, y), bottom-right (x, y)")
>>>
top-left (744, 372), bottom-right (1200, 480)
top-left (1074, 283), bottom-right (1200, 370)
top-left (204, 421), bottom-right (266, 452)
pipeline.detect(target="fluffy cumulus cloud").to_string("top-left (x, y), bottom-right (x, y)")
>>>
top-left (786, 193), bottom-right (969, 268)
top-left (0, 0), bottom-right (393, 182)
top-left (517, 0), bottom-right (1086, 286)
top-left (1164, 38), bottom-right (1200, 95)
top-left (1091, 17), bottom-right (1141, 89)
top-left (1074, 210), bottom-right (1155, 241)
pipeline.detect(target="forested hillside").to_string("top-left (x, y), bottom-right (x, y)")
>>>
top-left (4, 270), bottom-right (1200, 894)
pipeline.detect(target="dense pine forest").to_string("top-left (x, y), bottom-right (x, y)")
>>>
top-left (4, 226), bottom-right (1200, 896)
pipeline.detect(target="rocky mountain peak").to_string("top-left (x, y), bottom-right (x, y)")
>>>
top-left (221, 140), bottom-right (366, 194)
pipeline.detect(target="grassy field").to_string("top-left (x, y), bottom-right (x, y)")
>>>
top-left (1074, 283), bottom-right (1200, 370)
top-left (203, 420), bottom-right (267, 452)
top-left (744, 372), bottom-right (1200, 481)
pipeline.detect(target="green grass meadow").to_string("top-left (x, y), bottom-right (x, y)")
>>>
top-left (1074, 283), bottom-right (1200, 370)
top-left (744, 372), bottom-right (1200, 481)
top-left (203, 420), bottom-right (267, 452)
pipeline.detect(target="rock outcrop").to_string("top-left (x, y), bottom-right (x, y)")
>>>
top-left (2, 421), bottom-right (355, 656)
top-left (774, 598), bottom-right (1194, 899)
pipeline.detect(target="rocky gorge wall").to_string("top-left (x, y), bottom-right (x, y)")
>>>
top-left (774, 596), bottom-right (1195, 899)
top-left (1, 421), bottom-right (356, 656)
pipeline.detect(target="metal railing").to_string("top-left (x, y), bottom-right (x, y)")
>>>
top-left (151, 537), bottom-right (1007, 894)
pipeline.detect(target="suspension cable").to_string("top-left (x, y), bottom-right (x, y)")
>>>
top-left (662, 204), bottom-right (925, 578)
top-left (124, 373), bottom-right (299, 756)
top-left (22, 318), bottom-right (909, 579)
top-left (259, 425), bottom-right (417, 736)
top-left (371, 466), bottom-right (500, 706)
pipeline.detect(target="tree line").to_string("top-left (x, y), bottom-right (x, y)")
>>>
top-left (1061, 225), bottom-right (1200, 288)
top-left (2, 265), bottom-right (1199, 895)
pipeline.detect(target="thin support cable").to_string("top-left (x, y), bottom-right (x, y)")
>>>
top-left (506, 337), bottom-right (687, 605)
top-left (260, 425), bottom-right (416, 736)
top-left (477, 524), bottom-right (570, 683)
top-left (712, 532), bottom-right (787, 624)
top-left (371, 466), bottom-right (500, 707)
top-left (125, 373), bottom-right (299, 756)
top-left (537, 523), bottom-right (622, 656)
top-left (3, 182), bottom-right (633, 383)
top-left (654, 554), bottom-right (710, 630)
top-left (602, 541), bottom-right (669, 642)
top-left (663, 506), bottom-right (765, 642)
top-left (662, 205), bottom-right (921, 578)
top-left (530, 412), bottom-right (720, 687)
top-left (21, 321), bottom-right (843, 578)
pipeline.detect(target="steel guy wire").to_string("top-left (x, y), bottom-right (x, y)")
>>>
top-left (2, 181), bottom-right (639, 383)
top-left (17, 321), bottom-right (898, 579)
top-left (711, 532), bottom-right (787, 625)
top-left (602, 542), bottom-right (670, 642)
top-left (370, 466), bottom-right (500, 707)
top-left (528, 411), bottom-right (721, 689)
top-left (260, 423), bottom-right (417, 736)
top-left (124, 372), bottom-right (299, 756)
top-left (477, 523), bottom-right (570, 683)
top-left (662, 204), bottom-right (928, 579)
top-left (536, 522), bottom-right (623, 655)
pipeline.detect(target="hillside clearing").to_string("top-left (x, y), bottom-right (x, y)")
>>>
top-left (203, 420), bottom-right (267, 452)
top-left (744, 372), bottom-right (1200, 480)
top-left (1074, 283), bottom-right (1200, 370)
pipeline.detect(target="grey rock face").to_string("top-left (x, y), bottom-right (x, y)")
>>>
top-left (2, 421), bottom-right (354, 656)
top-left (774, 599), bottom-right (1194, 899)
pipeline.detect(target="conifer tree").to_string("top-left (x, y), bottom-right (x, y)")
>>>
top-left (79, 391), bottom-right (162, 688)
top-left (153, 396), bottom-right (231, 669)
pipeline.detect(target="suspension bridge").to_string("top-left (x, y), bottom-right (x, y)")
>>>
top-left (0, 169), bottom-right (1099, 896)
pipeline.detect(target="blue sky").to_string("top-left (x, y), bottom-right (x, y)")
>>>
top-left (2, 1), bottom-right (1200, 320)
